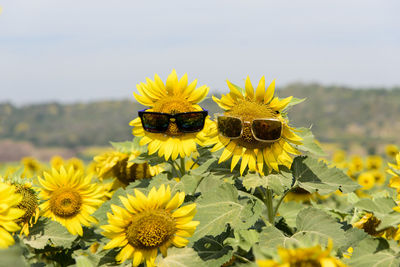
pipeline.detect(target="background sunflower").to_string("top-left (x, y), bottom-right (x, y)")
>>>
top-left (38, 167), bottom-right (104, 236)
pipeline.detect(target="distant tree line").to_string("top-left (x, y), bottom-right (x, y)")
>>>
top-left (1, 83), bottom-right (400, 149)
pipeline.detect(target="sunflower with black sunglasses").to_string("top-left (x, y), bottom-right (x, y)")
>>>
top-left (130, 70), bottom-right (212, 161)
top-left (208, 76), bottom-right (303, 175)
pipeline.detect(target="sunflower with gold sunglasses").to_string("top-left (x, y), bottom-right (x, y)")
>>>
top-left (208, 76), bottom-right (303, 175)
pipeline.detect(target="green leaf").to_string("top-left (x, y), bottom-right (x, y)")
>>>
top-left (73, 248), bottom-right (119, 267)
top-left (147, 172), bottom-right (180, 193)
top-left (295, 127), bottom-right (326, 156)
top-left (348, 237), bottom-right (397, 267)
top-left (292, 207), bottom-right (346, 246)
top-left (180, 173), bottom-right (204, 195)
top-left (253, 226), bottom-right (295, 258)
top-left (110, 138), bottom-right (145, 154)
top-left (350, 236), bottom-right (390, 256)
top-left (23, 218), bottom-right (76, 249)
top-left (155, 248), bottom-right (204, 267)
top-left (92, 187), bottom-right (125, 226)
top-left (242, 172), bottom-right (292, 195)
top-left (339, 228), bottom-right (368, 253)
top-left (190, 183), bottom-right (263, 242)
top-left (189, 158), bottom-right (216, 176)
top-left (292, 156), bottom-right (360, 194)
top-left (0, 243), bottom-right (28, 267)
top-left (347, 253), bottom-right (400, 267)
top-left (75, 256), bottom-right (95, 267)
top-left (224, 229), bottom-right (259, 252)
top-left (378, 213), bottom-right (400, 231)
top-left (355, 197), bottom-right (397, 216)
top-left (283, 97), bottom-right (306, 112)
top-left (193, 231), bottom-right (234, 267)
top-left (277, 201), bottom-right (305, 229)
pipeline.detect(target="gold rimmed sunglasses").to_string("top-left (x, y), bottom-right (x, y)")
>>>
top-left (215, 114), bottom-right (283, 142)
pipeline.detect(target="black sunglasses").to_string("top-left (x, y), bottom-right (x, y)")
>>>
top-left (138, 109), bottom-right (208, 133)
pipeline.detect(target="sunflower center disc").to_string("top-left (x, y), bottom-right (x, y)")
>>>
top-left (293, 259), bottom-right (321, 266)
top-left (16, 185), bottom-right (38, 223)
top-left (225, 99), bottom-right (277, 149)
top-left (126, 210), bottom-right (176, 249)
top-left (152, 96), bottom-right (195, 136)
top-left (50, 188), bottom-right (82, 218)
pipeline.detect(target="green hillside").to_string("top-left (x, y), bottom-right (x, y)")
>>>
top-left (1, 83), bottom-right (399, 150)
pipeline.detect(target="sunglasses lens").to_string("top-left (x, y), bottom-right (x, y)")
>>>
top-left (141, 113), bottom-right (169, 133)
top-left (217, 116), bottom-right (242, 138)
top-left (252, 119), bottom-right (282, 141)
top-left (175, 112), bottom-right (206, 132)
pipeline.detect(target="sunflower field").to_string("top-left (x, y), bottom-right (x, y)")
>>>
top-left (1, 70), bottom-right (400, 267)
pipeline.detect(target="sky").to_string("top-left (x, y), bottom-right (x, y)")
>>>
top-left (0, 0), bottom-right (399, 104)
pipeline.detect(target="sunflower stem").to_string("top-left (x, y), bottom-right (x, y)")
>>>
top-left (265, 188), bottom-right (275, 224)
top-left (233, 253), bottom-right (251, 263)
top-left (273, 188), bottom-right (292, 220)
top-left (180, 157), bottom-right (186, 176)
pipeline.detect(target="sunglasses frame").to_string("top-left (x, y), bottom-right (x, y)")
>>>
top-left (215, 113), bottom-right (283, 143)
top-left (138, 109), bottom-right (208, 134)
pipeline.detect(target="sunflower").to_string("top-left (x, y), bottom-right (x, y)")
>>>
top-left (209, 76), bottom-right (302, 175)
top-left (21, 156), bottom-right (42, 177)
top-left (14, 183), bottom-right (40, 236)
top-left (332, 150), bottom-right (346, 165)
top-left (284, 187), bottom-right (314, 203)
top-left (370, 170), bottom-right (386, 185)
top-left (257, 240), bottom-right (346, 267)
top-left (129, 70), bottom-right (211, 161)
top-left (357, 172), bottom-right (375, 190)
top-left (38, 166), bottom-right (104, 236)
top-left (50, 155), bottom-right (65, 170)
top-left (0, 182), bottom-right (25, 249)
top-left (349, 155), bottom-right (363, 172)
top-left (353, 213), bottom-right (397, 239)
top-left (366, 155), bottom-right (383, 170)
top-left (94, 150), bottom-right (163, 187)
top-left (385, 144), bottom-right (399, 158)
top-left (101, 185), bottom-right (199, 267)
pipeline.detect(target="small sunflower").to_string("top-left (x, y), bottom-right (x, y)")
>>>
top-left (50, 155), bottom-right (65, 170)
top-left (284, 187), bottom-right (314, 203)
top-left (349, 155), bottom-right (363, 172)
top-left (357, 172), bottom-right (375, 190)
top-left (0, 182), bottom-right (25, 249)
top-left (366, 155), bottom-right (383, 170)
top-left (385, 144), bottom-right (399, 158)
top-left (101, 185), bottom-right (199, 267)
top-left (21, 156), bottom-right (42, 177)
top-left (129, 70), bottom-right (211, 161)
top-left (94, 150), bottom-right (163, 187)
top-left (67, 157), bottom-right (85, 171)
top-left (370, 170), bottom-right (386, 185)
top-left (332, 150), bottom-right (347, 164)
top-left (38, 166), bottom-right (104, 236)
top-left (353, 213), bottom-right (397, 239)
top-left (14, 183), bottom-right (40, 236)
top-left (257, 240), bottom-right (346, 267)
top-left (209, 76), bottom-right (302, 175)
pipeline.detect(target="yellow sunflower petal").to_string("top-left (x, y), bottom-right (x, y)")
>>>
top-left (255, 76), bottom-right (266, 102)
top-left (264, 79), bottom-right (276, 104)
top-left (245, 76), bottom-right (255, 100)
